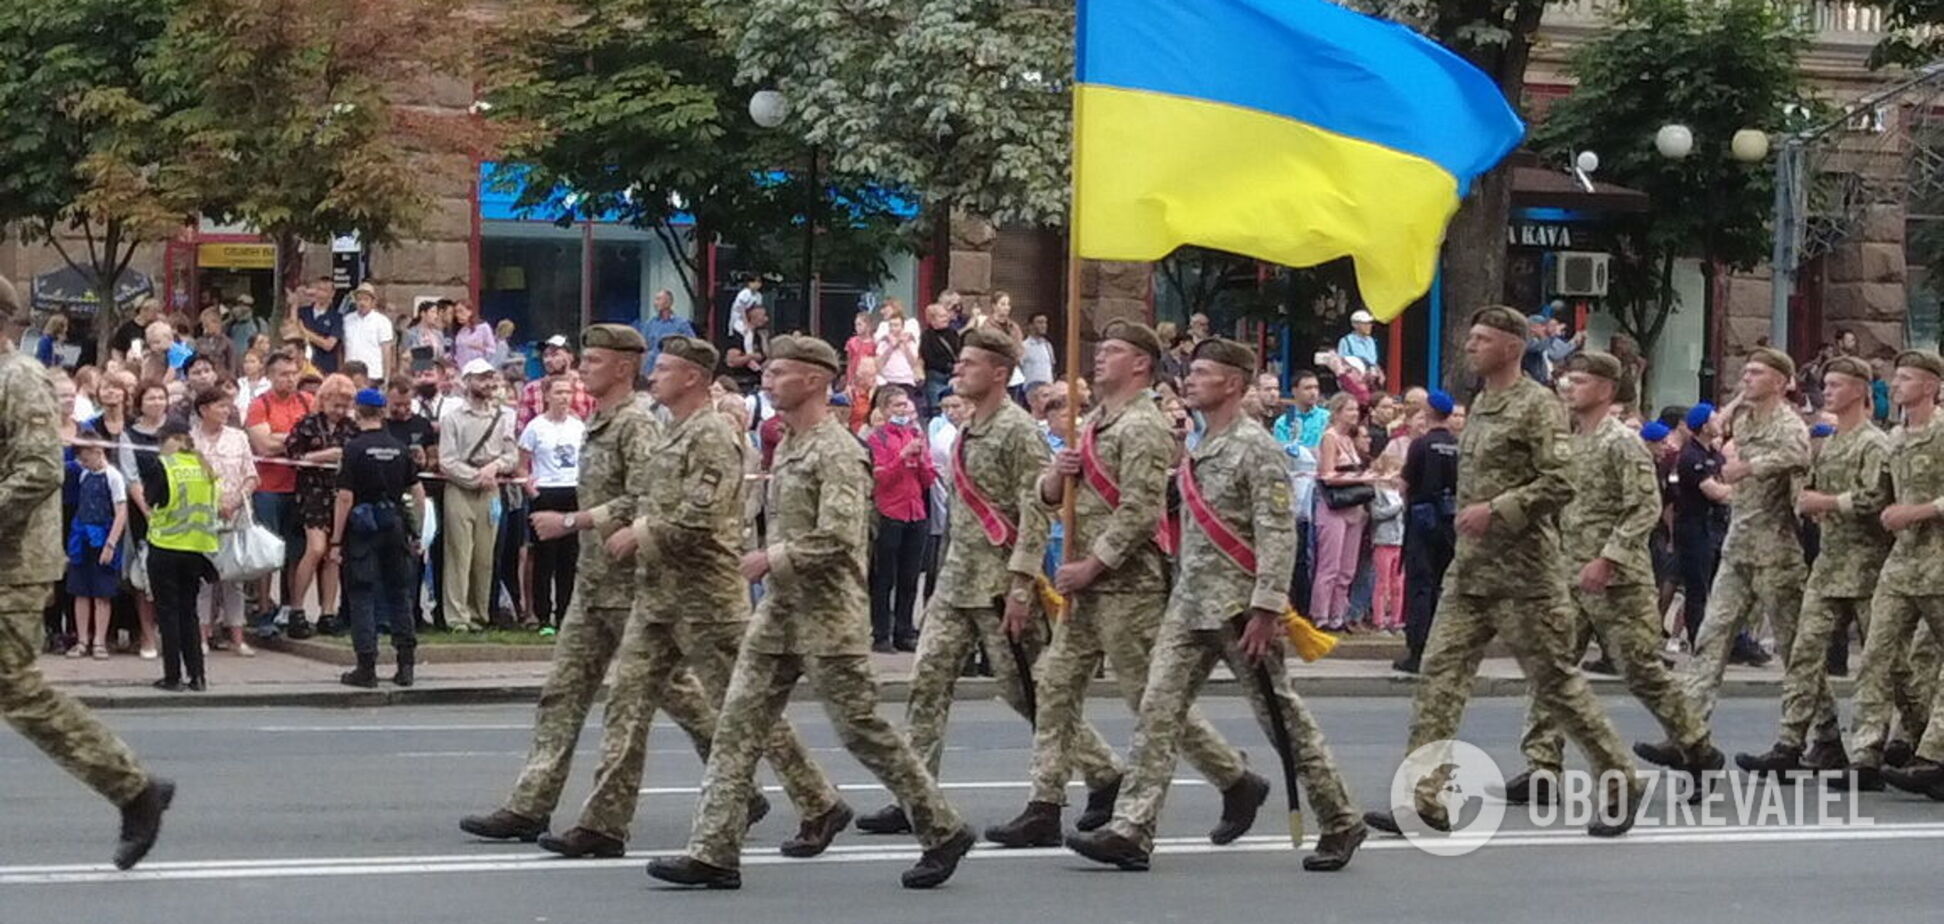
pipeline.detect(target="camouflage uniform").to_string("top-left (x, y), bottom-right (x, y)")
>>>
top-left (684, 415), bottom-right (963, 868)
top-left (907, 400), bottom-right (1118, 785)
top-left (1104, 416), bottom-right (1356, 850)
top-left (1408, 376), bottom-right (1635, 817)
top-left (575, 407), bottom-right (837, 841)
top-left (1029, 397), bottom-right (1248, 805)
top-left (503, 399), bottom-right (720, 822)
top-left (1683, 402), bottom-right (1812, 723)
top-left (1848, 415), bottom-right (1944, 767)
top-left (1521, 415), bottom-right (1709, 772)
top-left (0, 345), bottom-right (149, 806)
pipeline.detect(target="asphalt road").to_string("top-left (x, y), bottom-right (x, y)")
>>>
top-left (4, 695), bottom-right (1942, 924)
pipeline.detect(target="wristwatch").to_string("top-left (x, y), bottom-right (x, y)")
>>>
top-left (561, 514), bottom-right (578, 530)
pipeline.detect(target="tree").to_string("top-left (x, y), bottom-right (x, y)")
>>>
top-left (1531, 0), bottom-right (1809, 394)
top-left (1872, 0), bottom-right (1944, 68)
top-left (150, 0), bottom-right (491, 313)
top-left (0, 0), bottom-right (197, 349)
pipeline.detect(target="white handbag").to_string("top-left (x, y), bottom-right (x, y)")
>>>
top-left (214, 510), bottom-right (285, 582)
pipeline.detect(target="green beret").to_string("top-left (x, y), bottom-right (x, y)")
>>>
top-left (656, 334), bottom-right (718, 372)
top-left (581, 323), bottom-right (646, 353)
top-left (1745, 346), bottom-right (1795, 380)
top-left (962, 326), bottom-right (1021, 364)
top-left (1895, 349), bottom-right (1944, 379)
top-left (768, 334), bottom-right (840, 373)
top-left (1469, 305), bottom-right (1529, 339)
top-left (1101, 319), bottom-right (1162, 360)
top-left (1822, 356), bottom-right (1874, 382)
top-left (1564, 349), bottom-right (1623, 382)
top-left (1191, 337), bottom-right (1256, 375)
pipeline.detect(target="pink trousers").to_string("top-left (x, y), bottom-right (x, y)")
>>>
top-left (1309, 502), bottom-right (1366, 629)
top-left (1372, 545), bottom-right (1405, 630)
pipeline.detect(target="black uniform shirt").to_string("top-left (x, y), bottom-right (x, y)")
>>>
top-left (337, 427), bottom-right (415, 506)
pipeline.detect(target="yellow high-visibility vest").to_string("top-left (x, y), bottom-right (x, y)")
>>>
top-left (148, 452), bottom-right (219, 555)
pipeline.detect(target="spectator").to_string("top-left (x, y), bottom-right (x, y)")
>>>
top-left (846, 356), bottom-right (878, 434)
top-left (919, 302), bottom-right (961, 413)
top-left (638, 289), bottom-right (696, 373)
top-left (112, 298), bottom-right (160, 363)
top-left (1366, 392), bottom-right (1400, 457)
top-left (65, 433), bottom-right (127, 660)
top-left (226, 295), bottom-right (264, 366)
top-left (1521, 314), bottom-right (1554, 385)
top-left (1159, 324), bottom-right (1192, 387)
top-left (140, 421), bottom-right (219, 691)
top-left (1251, 373), bottom-right (1283, 432)
top-left (1041, 387), bottom-right (1075, 572)
top-left (722, 304), bottom-right (772, 394)
top-left (940, 288), bottom-right (966, 329)
top-left (383, 375), bottom-right (440, 626)
top-left (1872, 356), bottom-right (1893, 423)
top-left (844, 312), bottom-right (877, 384)
top-left (438, 358), bottom-right (518, 632)
top-left (296, 276), bottom-right (343, 374)
top-left (450, 300), bottom-right (495, 368)
top-left (1395, 391), bottom-right (1459, 674)
top-left (403, 299), bottom-right (450, 363)
top-left (875, 314), bottom-right (921, 388)
top-left (517, 336), bottom-right (594, 431)
top-left (1187, 311), bottom-right (1212, 342)
top-left (489, 320), bottom-right (518, 369)
top-left (729, 274), bottom-right (764, 336)
top-left (1311, 392), bottom-right (1371, 631)
top-left (924, 392), bottom-right (967, 602)
top-left (1021, 314), bottom-right (1055, 389)
top-left (1366, 446), bottom-right (1405, 634)
top-left (1273, 370), bottom-right (1330, 449)
top-left (190, 386), bottom-right (258, 656)
top-left (865, 384), bottom-right (933, 653)
top-left (244, 352), bottom-right (313, 636)
top-left (286, 375), bottom-right (359, 638)
top-left (36, 313), bottom-right (82, 370)
top-left (1337, 310), bottom-right (1379, 370)
top-left (518, 375), bottom-right (585, 631)
top-left (234, 350), bottom-right (271, 419)
top-left (122, 379), bottom-right (168, 658)
top-left (341, 283), bottom-right (395, 380)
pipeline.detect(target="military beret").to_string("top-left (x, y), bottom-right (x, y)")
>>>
top-left (768, 334), bottom-right (840, 373)
top-left (581, 323), bottom-right (646, 353)
top-left (1823, 356), bottom-right (1874, 382)
top-left (1427, 389), bottom-right (1455, 417)
top-left (1640, 421), bottom-right (1671, 443)
top-left (961, 326), bottom-right (1021, 364)
top-left (1744, 346), bottom-right (1795, 380)
top-left (355, 388), bottom-right (387, 409)
top-left (656, 334), bottom-right (719, 372)
top-left (1810, 422), bottom-right (1837, 439)
top-left (1191, 337), bottom-right (1256, 374)
top-left (1564, 349), bottom-right (1623, 382)
top-left (1895, 349), bottom-right (1944, 379)
top-left (1685, 403), bottom-right (1716, 432)
top-left (1469, 305), bottom-right (1529, 339)
top-left (1101, 319), bottom-right (1162, 360)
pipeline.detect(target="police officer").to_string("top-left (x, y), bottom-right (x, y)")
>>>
top-left (1395, 389), bottom-right (1459, 674)
top-left (0, 273), bottom-right (174, 869)
top-left (330, 388), bottom-right (427, 688)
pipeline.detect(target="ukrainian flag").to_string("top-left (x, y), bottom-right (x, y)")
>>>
top-left (1074, 0), bottom-right (1526, 319)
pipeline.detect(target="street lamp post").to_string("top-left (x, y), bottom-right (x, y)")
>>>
top-left (1657, 122), bottom-right (1770, 400)
top-left (749, 90), bottom-right (821, 338)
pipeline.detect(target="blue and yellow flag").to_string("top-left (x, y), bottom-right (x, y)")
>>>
top-left (1074, 0), bottom-right (1526, 319)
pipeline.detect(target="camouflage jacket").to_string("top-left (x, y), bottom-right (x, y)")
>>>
top-left (577, 400), bottom-right (657, 610)
top-left (1808, 424), bottom-right (1893, 598)
top-left (1881, 417), bottom-right (1944, 596)
top-left (1450, 376), bottom-right (1573, 599)
top-left (1721, 401), bottom-right (1808, 571)
top-left (935, 400), bottom-right (1051, 609)
top-left (746, 414), bottom-right (873, 656)
top-left (1049, 394), bottom-right (1173, 595)
top-left (1560, 414), bottom-right (1659, 587)
top-left (1166, 416), bottom-right (1294, 629)
top-left (0, 347), bottom-right (62, 587)
top-left (632, 407), bottom-right (749, 624)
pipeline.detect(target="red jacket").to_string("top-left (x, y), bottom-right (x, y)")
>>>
top-left (867, 422), bottom-right (935, 522)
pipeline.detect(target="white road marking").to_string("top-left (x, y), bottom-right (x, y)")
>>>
top-left (8, 822), bottom-right (1944, 886)
top-left (639, 778), bottom-right (1208, 796)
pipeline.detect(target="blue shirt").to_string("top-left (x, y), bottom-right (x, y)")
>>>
top-left (299, 305), bottom-right (343, 373)
top-left (1337, 332), bottom-right (1379, 369)
top-left (638, 314), bottom-right (698, 372)
top-left (1273, 404), bottom-right (1331, 449)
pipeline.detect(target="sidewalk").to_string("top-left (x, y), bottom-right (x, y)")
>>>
top-left (38, 641), bottom-right (1821, 710)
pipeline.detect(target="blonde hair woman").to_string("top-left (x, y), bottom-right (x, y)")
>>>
top-left (285, 374), bottom-right (360, 635)
top-left (1312, 391), bottom-right (1373, 631)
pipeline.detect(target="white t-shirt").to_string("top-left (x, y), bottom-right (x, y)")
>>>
top-left (341, 309), bottom-right (395, 374)
top-left (519, 414), bottom-right (587, 489)
top-left (730, 287), bottom-right (763, 336)
top-left (78, 465), bottom-right (129, 504)
top-left (1021, 335), bottom-right (1055, 386)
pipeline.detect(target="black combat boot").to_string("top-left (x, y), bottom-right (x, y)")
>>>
top-left (1734, 743), bottom-right (1805, 776)
top-left (1587, 780), bottom-right (1644, 838)
top-left (746, 792), bottom-right (771, 830)
top-left (855, 803), bottom-right (911, 835)
top-left (984, 801), bottom-right (1061, 848)
top-left (1684, 741), bottom-right (1726, 804)
top-left (459, 809), bottom-right (549, 842)
top-left (537, 826), bottom-right (626, 859)
top-left (646, 855), bottom-right (741, 889)
top-left (1883, 758), bottom-right (1944, 800)
top-left (779, 801), bottom-right (853, 858)
top-left (1633, 738), bottom-right (1684, 770)
top-left (1496, 769), bottom-right (1558, 806)
top-left (1827, 765), bottom-right (1884, 792)
top-left (1303, 821), bottom-right (1367, 872)
top-left (1884, 739), bottom-right (1915, 768)
top-left (392, 650), bottom-right (416, 687)
top-left (1064, 828), bottom-right (1151, 871)
top-left (1363, 807), bottom-right (1450, 836)
top-left (1073, 776), bottom-right (1121, 832)
top-left (114, 778), bottom-right (176, 870)
top-left (339, 653), bottom-right (379, 689)
top-left (901, 826), bottom-right (977, 888)
top-left (1208, 771), bottom-right (1269, 844)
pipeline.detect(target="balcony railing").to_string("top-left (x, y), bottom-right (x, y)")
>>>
top-left (1544, 0), bottom-right (1891, 39)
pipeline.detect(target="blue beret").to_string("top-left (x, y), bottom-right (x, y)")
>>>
top-left (828, 392), bottom-right (852, 407)
top-left (1810, 423), bottom-right (1836, 439)
top-left (1640, 421), bottom-right (1671, 443)
top-left (1685, 403), bottom-right (1716, 432)
top-left (1427, 389), bottom-right (1455, 417)
top-left (355, 388), bottom-right (387, 409)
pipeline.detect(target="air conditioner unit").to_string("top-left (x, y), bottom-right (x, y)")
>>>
top-left (1553, 251), bottom-right (1610, 298)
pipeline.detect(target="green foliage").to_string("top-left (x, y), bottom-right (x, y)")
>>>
top-left (1871, 0), bottom-right (1944, 68)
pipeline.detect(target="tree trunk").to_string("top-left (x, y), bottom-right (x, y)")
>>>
top-left (1438, 165), bottom-right (1512, 389)
top-left (928, 205), bottom-right (952, 300)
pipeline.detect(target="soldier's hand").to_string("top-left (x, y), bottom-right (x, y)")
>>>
top-left (530, 511), bottom-right (568, 541)
top-left (1455, 502), bottom-right (1493, 538)
top-left (740, 549), bottom-right (772, 581)
top-left (1002, 589), bottom-right (1033, 640)
top-left (1576, 558), bottom-right (1614, 594)
top-left (1054, 557), bottom-right (1106, 595)
top-left (1795, 490), bottom-right (1835, 517)
top-left (604, 526), bottom-right (639, 561)
top-left (1240, 608), bottom-right (1283, 664)
top-left (1881, 504), bottom-right (1929, 531)
top-left (1049, 448), bottom-right (1082, 478)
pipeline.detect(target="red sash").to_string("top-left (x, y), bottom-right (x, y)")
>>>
top-left (1079, 423), bottom-right (1179, 555)
top-left (954, 433), bottom-right (1018, 547)
top-left (1176, 459), bottom-right (1256, 574)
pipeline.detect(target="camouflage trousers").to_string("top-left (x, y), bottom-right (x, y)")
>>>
top-left (1848, 592), bottom-right (1944, 767)
top-left (1105, 613), bottom-right (1356, 849)
top-left (577, 618), bottom-right (839, 842)
top-left (906, 603), bottom-right (1117, 787)
top-left (687, 650), bottom-right (964, 868)
top-left (1407, 589), bottom-right (1635, 817)
top-left (1028, 591), bottom-right (1248, 805)
top-left (1776, 589), bottom-right (1928, 750)
top-left (504, 604), bottom-right (718, 823)
top-left (1683, 559), bottom-right (1808, 724)
top-left (0, 591), bottom-right (148, 806)
top-left (1521, 584), bottom-right (1710, 773)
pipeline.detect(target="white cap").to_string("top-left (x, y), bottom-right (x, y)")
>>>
top-left (1342, 356), bottom-right (1368, 374)
top-left (1350, 310), bottom-right (1376, 325)
top-left (543, 334), bottom-right (569, 350)
top-left (461, 358), bottom-right (496, 378)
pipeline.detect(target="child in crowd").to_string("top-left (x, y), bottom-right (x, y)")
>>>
top-left (1366, 446), bottom-right (1406, 634)
top-left (66, 436), bottom-right (129, 659)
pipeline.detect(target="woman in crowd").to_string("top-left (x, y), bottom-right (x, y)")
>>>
top-left (234, 349), bottom-right (271, 418)
top-left (875, 313), bottom-right (921, 389)
top-left (450, 300), bottom-right (495, 367)
top-left (121, 379), bottom-right (170, 658)
top-left (195, 307), bottom-right (235, 375)
top-left (37, 313), bottom-right (83, 370)
top-left (286, 374), bottom-right (359, 636)
top-left (142, 421), bottom-right (219, 691)
top-left (865, 384), bottom-right (932, 653)
top-left (191, 385), bottom-right (259, 656)
top-left (519, 376), bottom-right (586, 632)
top-left (404, 299), bottom-right (450, 361)
top-left (1311, 391), bottom-right (1372, 632)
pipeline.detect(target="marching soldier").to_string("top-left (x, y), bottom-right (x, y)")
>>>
top-left (1504, 352), bottom-right (1719, 804)
top-left (553, 335), bottom-right (844, 859)
top-left (0, 273), bottom-right (174, 869)
top-left (1366, 306), bottom-right (1641, 838)
top-left (1065, 338), bottom-right (1364, 873)
top-left (855, 327), bottom-right (1121, 835)
top-left (986, 320), bottom-right (1266, 849)
top-left (459, 325), bottom-right (730, 845)
top-left (648, 335), bottom-right (974, 890)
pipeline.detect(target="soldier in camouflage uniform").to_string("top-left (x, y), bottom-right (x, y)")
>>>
top-left (542, 335), bottom-right (843, 859)
top-left (986, 321), bottom-right (1264, 850)
top-left (0, 273), bottom-right (173, 870)
top-left (1507, 352), bottom-right (1719, 804)
top-left (1066, 338), bottom-right (1365, 873)
top-left (1740, 357), bottom-right (1910, 774)
top-left (648, 336), bottom-right (975, 890)
top-left (855, 326), bottom-right (1121, 836)
top-left (1367, 307), bottom-right (1642, 839)
top-left (460, 325), bottom-right (728, 844)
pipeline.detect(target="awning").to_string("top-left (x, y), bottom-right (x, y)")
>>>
top-left (1509, 160), bottom-right (1650, 213)
top-left (30, 265), bottom-right (155, 317)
